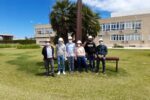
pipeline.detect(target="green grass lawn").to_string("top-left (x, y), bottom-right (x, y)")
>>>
top-left (0, 48), bottom-right (150, 100)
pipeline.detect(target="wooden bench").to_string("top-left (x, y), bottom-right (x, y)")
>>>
top-left (97, 57), bottom-right (119, 72)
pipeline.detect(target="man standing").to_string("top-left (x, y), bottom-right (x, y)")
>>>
top-left (84, 36), bottom-right (96, 72)
top-left (66, 36), bottom-right (76, 73)
top-left (42, 40), bottom-right (55, 77)
top-left (96, 38), bottom-right (108, 73)
top-left (56, 37), bottom-right (66, 75)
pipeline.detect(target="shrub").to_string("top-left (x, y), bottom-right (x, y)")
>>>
top-left (0, 44), bottom-right (18, 48)
top-left (17, 44), bottom-right (40, 49)
top-left (0, 40), bottom-right (36, 44)
top-left (113, 43), bottom-right (124, 48)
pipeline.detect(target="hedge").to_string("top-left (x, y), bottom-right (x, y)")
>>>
top-left (0, 40), bottom-right (36, 44)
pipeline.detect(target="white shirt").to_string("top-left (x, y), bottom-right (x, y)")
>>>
top-left (46, 46), bottom-right (52, 58)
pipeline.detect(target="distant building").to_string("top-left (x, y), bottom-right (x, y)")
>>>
top-left (0, 34), bottom-right (13, 41)
top-left (95, 10), bottom-right (150, 47)
top-left (35, 24), bottom-right (56, 46)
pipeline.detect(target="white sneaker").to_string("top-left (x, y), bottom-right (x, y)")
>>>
top-left (63, 71), bottom-right (66, 75)
top-left (57, 71), bottom-right (60, 75)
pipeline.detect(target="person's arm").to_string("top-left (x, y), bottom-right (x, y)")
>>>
top-left (95, 46), bottom-right (98, 58)
top-left (82, 47), bottom-right (86, 56)
top-left (42, 46), bottom-right (45, 56)
top-left (55, 45), bottom-right (58, 57)
top-left (64, 45), bottom-right (67, 60)
top-left (84, 42), bottom-right (88, 53)
top-left (93, 42), bottom-right (96, 53)
top-left (73, 43), bottom-right (76, 57)
top-left (75, 47), bottom-right (77, 60)
top-left (66, 44), bottom-right (68, 57)
top-left (51, 46), bottom-right (54, 58)
top-left (105, 45), bottom-right (108, 56)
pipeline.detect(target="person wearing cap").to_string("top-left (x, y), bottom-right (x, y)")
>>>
top-left (96, 38), bottom-right (108, 73)
top-left (84, 35), bottom-right (96, 72)
top-left (66, 36), bottom-right (76, 72)
top-left (56, 37), bottom-right (66, 75)
top-left (75, 40), bottom-right (88, 72)
top-left (42, 39), bottom-right (55, 77)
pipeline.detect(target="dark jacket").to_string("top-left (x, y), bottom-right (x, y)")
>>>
top-left (84, 41), bottom-right (96, 55)
top-left (42, 45), bottom-right (54, 59)
top-left (96, 44), bottom-right (108, 56)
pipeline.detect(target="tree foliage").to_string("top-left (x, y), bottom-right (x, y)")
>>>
top-left (50, 0), bottom-right (100, 44)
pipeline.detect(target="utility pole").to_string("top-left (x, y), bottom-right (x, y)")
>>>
top-left (76, 0), bottom-right (82, 42)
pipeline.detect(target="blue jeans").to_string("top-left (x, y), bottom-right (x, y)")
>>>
top-left (77, 56), bottom-right (88, 72)
top-left (57, 55), bottom-right (65, 72)
top-left (68, 56), bottom-right (74, 72)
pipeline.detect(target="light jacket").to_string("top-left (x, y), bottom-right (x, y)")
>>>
top-left (56, 43), bottom-right (66, 57)
top-left (66, 42), bottom-right (76, 57)
top-left (76, 46), bottom-right (86, 57)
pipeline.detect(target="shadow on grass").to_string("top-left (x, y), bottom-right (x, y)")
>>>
top-left (7, 54), bottom-right (45, 76)
top-left (7, 54), bottom-right (128, 77)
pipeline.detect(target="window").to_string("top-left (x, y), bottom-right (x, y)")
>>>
top-left (106, 24), bottom-right (110, 31)
top-left (111, 34), bottom-right (125, 41)
top-left (125, 21), bottom-right (133, 29)
top-left (120, 22), bottom-right (124, 30)
top-left (111, 34), bottom-right (141, 41)
top-left (37, 31), bottom-right (41, 34)
top-left (135, 21), bottom-right (141, 29)
top-left (111, 23), bottom-right (117, 30)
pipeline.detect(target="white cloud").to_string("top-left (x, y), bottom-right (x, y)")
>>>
top-left (70, 0), bottom-right (150, 13)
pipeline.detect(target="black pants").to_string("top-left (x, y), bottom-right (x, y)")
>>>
top-left (44, 58), bottom-right (54, 75)
top-left (96, 57), bottom-right (106, 73)
top-left (87, 54), bottom-right (95, 71)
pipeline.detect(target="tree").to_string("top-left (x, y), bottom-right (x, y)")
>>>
top-left (50, 0), bottom-right (100, 44)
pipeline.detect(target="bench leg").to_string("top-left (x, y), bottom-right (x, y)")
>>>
top-left (116, 61), bottom-right (118, 72)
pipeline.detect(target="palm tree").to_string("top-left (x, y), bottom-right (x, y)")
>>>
top-left (50, 0), bottom-right (100, 44)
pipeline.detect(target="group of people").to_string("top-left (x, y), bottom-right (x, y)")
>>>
top-left (42, 36), bottom-right (108, 77)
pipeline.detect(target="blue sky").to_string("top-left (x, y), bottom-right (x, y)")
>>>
top-left (1, 0), bottom-right (149, 39)
top-left (0, 0), bottom-right (111, 39)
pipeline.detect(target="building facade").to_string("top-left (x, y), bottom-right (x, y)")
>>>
top-left (0, 34), bottom-right (13, 41)
top-left (35, 24), bottom-right (56, 46)
top-left (95, 11), bottom-right (150, 47)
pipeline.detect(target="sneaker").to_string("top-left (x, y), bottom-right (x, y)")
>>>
top-left (63, 71), bottom-right (66, 75)
top-left (57, 71), bottom-right (60, 75)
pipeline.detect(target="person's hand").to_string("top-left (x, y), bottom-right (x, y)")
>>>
top-left (95, 54), bottom-right (97, 58)
top-left (98, 55), bottom-right (102, 58)
top-left (102, 55), bottom-right (106, 60)
top-left (75, 56), bottom-right (77, 60)
top-left (65, 57), bottom-right (67, 61)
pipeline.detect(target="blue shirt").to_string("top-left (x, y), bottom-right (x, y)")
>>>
top-left (66, 43), bottom-right (76, 57)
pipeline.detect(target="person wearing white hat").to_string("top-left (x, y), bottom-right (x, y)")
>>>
top-left (84, 35), bottom-right (96, 72)
top-left (66, 36), bottom-right (76, 72)
top-left (42, 39), bottom-right (55, 77)
top-left (56, 37), bottom-right (66, 75)
top-left (75, 40), bottom-right (88, 72)
top-left (96, 38), bottom-right (108, 73)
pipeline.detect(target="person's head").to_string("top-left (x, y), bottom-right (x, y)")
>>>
top-left (68, 36), bottom-right (73, 43)
top-left (58, 37), bottom-right (64, 45)
top-left (45, 39), bottom-right (50, 46)
top-left (88, 35), bottom-right (93, 42)
top-left (99, 38), bottom-right (104, 45)
top-left (77, 40), bottom-right (82, 47)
